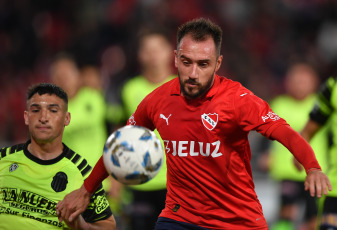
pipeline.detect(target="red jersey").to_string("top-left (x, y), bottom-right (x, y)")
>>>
top-left (128, 75), bottom-right (286, 229)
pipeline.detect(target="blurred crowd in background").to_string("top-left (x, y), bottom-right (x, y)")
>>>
top-left (1, 0), bottom-right (337, 146)
top-left (1, 0), bottom-right (337, 228)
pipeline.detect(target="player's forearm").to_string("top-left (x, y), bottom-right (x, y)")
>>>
top-left (85, 216), bottom-right (116, 230)
top-left (300, 119), bottom-right (322, 142)
top-left (68, 215), bottom-right (116, 230)
top-left (84, 156), bottom-right (109, 194)
top-left (270, 124), bottom-right (321, 173)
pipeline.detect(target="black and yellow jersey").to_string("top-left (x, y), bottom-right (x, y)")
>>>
top-left (0, 140), bottom-right (112, 229)
top-left (310, 76), bottom-right (337, 197)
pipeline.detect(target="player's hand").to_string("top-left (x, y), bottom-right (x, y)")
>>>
top-left (63, 213), bottom-right (117, 230)
top-left (304, 170), bottom-right (332, 197)
top-left (56, 185), bottom-right (91, 223)
top-left (63, 214), bottom-right (89, 230)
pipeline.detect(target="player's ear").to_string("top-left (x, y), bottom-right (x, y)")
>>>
top-left (24, 110), bottom-right (29, 126)
top-left (64, 112), bottom-right (71, 126)
top-left (215, 55), bottom-right (223, 72)
top-left (174, 50), bottom-right (178, 68)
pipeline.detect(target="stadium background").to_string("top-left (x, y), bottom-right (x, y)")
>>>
top-left (1, 0), bottom-right (337, 226)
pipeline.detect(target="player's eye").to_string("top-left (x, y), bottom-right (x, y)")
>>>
top-left (199, 62), bottom-right (208, 68)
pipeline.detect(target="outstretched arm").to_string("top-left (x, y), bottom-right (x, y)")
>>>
top-left (293, 119), bottom-right (323, 171)
top-left (56, 157), bottom-right (109, 222)
top-left (270, 124), bottom-right (332, 197)
top-left (64, 214), bottom-right (116, 230)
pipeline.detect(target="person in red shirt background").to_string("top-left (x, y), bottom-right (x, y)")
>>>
top-left (56, 18), bottom-right (331, 230)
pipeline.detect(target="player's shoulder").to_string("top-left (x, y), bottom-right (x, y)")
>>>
top-left (218, 76), bottom-right (253, 99)
top-left (0, 143), bottom-right (25, 160)
top-left (320, 76), bottom-right (337, 93)
top-left (62, 144), bottom-right (93, 178)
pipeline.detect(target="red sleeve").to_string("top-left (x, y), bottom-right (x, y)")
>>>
top-left (270, 124), bottom-right (321, 174)
top-left (84, 156), bottom-right (109, 194)
top-left (234, 89), bottom-right (287, 137)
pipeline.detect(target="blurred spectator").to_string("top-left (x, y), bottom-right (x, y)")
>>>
top-left (259, 63), bottom-right (328, 230)
top-left (120, 27), bottom-right (175, 230)
top-left (50, 53), bottom-right (107, 168)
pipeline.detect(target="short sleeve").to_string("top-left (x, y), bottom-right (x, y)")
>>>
top-left (234, 89), bottom-right (288, 138)
top-left (81, 185), bottom-right (112, 223)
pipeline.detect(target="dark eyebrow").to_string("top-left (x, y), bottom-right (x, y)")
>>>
top-left (29, 103), bottom-right (61, 108)
top-left (180, 55), bottom-right (191, 61)
top-left (180, 54), bottom-right (210, 63)
top-left (30, 103), bottom-right (41, 108)
top-left (48, 104), bottom-right (61, 108)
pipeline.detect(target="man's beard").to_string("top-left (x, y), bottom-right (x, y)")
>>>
top-left (179, 72), bottom-right (215, 99)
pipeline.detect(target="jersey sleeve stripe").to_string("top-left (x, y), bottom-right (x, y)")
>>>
top-left (9, 144), bottom-right (24, 154)
top-left (81, 165), bottom-right (92, 176)
top-left (71, 154), bottom-right (81, 164)
top-left (65, 149), bottom-right (75, 160)
top-left (77, 159), bottom-right (88, 171)
top-left (1, 148), bottom-right (7, 158)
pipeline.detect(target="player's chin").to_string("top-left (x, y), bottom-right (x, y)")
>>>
top-left (184, 88), bottom-right (201, 99)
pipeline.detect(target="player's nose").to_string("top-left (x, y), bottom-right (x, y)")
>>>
top-left (189, 64), bottom-right (198, 79)
top-left (39, 109), bottom-right (49, 123)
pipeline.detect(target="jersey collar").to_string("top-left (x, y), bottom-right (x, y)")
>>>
top-left (24, 140), bottom-right (69, 165)
top-left (171, 74), bottom-right (221, 100)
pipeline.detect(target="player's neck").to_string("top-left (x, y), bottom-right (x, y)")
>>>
top-left (28, 138), bottom-right (64, 160)
top-left (143, 67), bottom-right (171, 84)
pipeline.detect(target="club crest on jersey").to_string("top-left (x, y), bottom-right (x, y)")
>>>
top-left (9, 163), bottom-right (18, 172)
top-left (201, 113), bottom-right (218, 130)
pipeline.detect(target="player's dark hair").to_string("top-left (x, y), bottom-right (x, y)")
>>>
top-left (177, 18), bottom-right (222, 56)
top-left (26, 83), bottom-right (68, 109)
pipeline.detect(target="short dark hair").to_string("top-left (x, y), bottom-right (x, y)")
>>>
top-left (177, 18), bottom-right (222, 56)
top-left (26, 83), bottom-right (68, 109)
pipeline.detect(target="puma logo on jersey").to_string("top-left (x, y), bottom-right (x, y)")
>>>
top-left (163, 140), bottom-right (223, 158)
top-left (9, 163), bottom-right (18, 172)
top-left (160, 114), bottom-right (171, 125)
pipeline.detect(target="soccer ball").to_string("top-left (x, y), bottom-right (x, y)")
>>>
top-left (103, 125), bottom-right (164, 185)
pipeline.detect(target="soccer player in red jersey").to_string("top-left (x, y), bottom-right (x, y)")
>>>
top-left (56, 18), bottom-right (332, 229)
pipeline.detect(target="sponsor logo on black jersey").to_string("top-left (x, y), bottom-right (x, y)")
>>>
top-left (51, 172), bottom-right (68, 192)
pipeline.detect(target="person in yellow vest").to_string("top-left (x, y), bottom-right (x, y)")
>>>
top-left (263, 64), bottom-right (328, 230)
top-left (120, 28), bottom-right (176, 230)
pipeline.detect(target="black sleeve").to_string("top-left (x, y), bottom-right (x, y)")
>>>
top-left (309, 77), bottom-right (336, 125)
top-left (81, 184), bottom-right (113, 223)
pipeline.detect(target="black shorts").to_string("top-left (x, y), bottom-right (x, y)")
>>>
top-left (319, 196), bottom-right (337, 230)
top-left (280, 180), bottom-right (318, 220)
top-left (154, 217), bottom-right (209, 230)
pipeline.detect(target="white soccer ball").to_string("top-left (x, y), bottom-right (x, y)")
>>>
top-left (103, 125), bottom-right (164, 185)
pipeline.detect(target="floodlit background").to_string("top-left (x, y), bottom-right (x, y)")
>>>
top-left (1, 0), bottom-right (337, 228)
